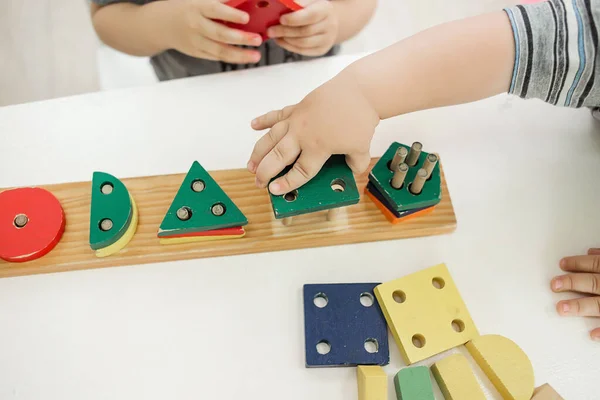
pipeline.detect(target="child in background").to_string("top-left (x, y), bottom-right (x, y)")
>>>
top-left (246, 0), bottom-right (600, 341)
top-left (89, 0), bottom-right (376, 80)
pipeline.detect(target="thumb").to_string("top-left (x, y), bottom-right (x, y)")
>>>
top-left (345, 151), bottom-right (371, 174)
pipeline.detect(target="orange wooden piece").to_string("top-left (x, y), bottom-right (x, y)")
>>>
top-left (365, 188), bottom-right (434, 224)
top-left (0, 187), bottom-right (66, 262)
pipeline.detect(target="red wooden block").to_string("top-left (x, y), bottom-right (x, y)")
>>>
top-left (0, 187), bottom-right (66, 262)
top-left (158, 226), bottom-right (245, 239)
top-left (223, 0), bottom-right (302, 40)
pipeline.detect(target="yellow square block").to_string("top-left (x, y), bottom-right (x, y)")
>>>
top-left (431, 353), bottom-right (486, 400)
top-left (357, 366), bottom-right (387, 400)
top-left (373, 263), bottom-right (478, 364)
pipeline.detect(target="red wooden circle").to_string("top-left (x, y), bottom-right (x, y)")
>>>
top-left (0, 187), bottom-right (66, 262)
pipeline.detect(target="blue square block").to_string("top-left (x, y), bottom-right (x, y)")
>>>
top-left (303, 283), bottom-right (390, 367)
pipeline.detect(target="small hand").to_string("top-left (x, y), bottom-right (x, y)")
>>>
top-left (247, 73), bottom-right (379, 195)
top-left (266, 0), bottom-right (338, 57)
top-left (552, 248), bottom-right (600, 341)
top-left (169, 0), bottom-right (263, 63)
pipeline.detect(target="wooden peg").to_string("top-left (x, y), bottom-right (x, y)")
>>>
top-left (405, 142), bottom-right (422, 167)
top-left (390, 147), bottom-right (408, 172)
top-left (391, 163), bottom-right (409, 189)
top-left (422, 154), bottom-right (438, 179)
top-left (410, 169), bottom-right (428, 195)
top-left (282, 217), bottom-right (293, 226)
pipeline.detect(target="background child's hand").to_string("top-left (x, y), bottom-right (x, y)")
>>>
top-left (265, 0), bottom-right (339, 57)
top-left (169, 0), bottom-right (263, 63)
top-left (552, 248), bottom-right (600, 341)
top-left (247, 73), bottom-right (379, 195)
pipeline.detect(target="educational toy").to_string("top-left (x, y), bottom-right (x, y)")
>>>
top-left (0, 159), bottom-right (456, 278)
top-left (431, 353), bottom-right (486, 400)
top-left (303, 283), bottom-right (389, 367)
top-left (532, 384), bottom-right (564, 400)
top-left (158, 161), bottom-right (247, 241)
top-left (373, 263), bottom-right (478, 365)
top-left (222, 0), bottom-right (302, 40)
top-left (357, 365), bottom-right (388, 400)
top-left (95, 196), bottom-right (138, 258)
top-left (89, 172), bottom-right (133, 250)
top-left (394, 366), bottom-right (435, 400)
top-left (369, 142), bottom-right (441, 212)
top-left (365, 182), bottom-right (434, 224)
top-left (466, 334), bottom-right (534, 400)
top-left (0, 187), bottom-right (65, 263)
top-left (269, 155), bottom-right (360, 220)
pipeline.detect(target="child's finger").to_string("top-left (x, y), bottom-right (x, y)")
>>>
top-left (255, 135), bottom-right (301, 188)
top-left (251, 106), bottom-right (295, 130)
top-left (268, 151), bottom-right (330, 195)
top-left (280, 1), bottom-right (330, 27)
top-left (589, 248), bottom-right (600, 255)
top-left (248, 121), bottom-right (290, 173)
top-left (203, 19), bottom-right (262, 46)
top-left (274, 38), bottom-right (322, 56)
top-left (284, 34), bottom-right (327, 49)
top-left (560, 255), bottom-right (600, 273)
top-left (204, 1), bottom-right (250, 25)
top-left (591, 328), bottom-right (600, 341)
top-left (267, 20), bottom-right (327, 38)
top-left (556, 296), bottom-right (600, 317)
top-left (551, 273), bottom-right (600, 295)
top-left (200, 37), bottom-right (261, 63)
top-left (345, 151), bottom-right (371, 174)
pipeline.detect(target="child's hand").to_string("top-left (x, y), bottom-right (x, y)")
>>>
top-left (247, 73), bottom-right (379, 195)
top-left (266, 0), bottom-right (339, 57)
top-left (552, 248), bottom-right (600, 341)
top-left (169, 0), bottom-right (263, 63)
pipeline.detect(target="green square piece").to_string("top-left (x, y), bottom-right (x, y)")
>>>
top-left (369, 142), bottom-right (442, 212)
top-left (394, 366), bottom-right (435, 400)
top-left (269, 155), bottom-right (360, 219)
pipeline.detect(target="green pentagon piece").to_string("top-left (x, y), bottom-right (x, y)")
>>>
top-left (158, 161), bottom-right (248, 237)
top-left (369, 142), bottom-right (441, 212)
top-left (89, 172), bottom-right (133, 250)
top-left (269, 155), bottom-right (360, 219)
top-left (394, 366), bottom-right (435, 400)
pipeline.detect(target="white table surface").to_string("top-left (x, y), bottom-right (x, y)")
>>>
top-left (1, 53), bottom-right (599, 400)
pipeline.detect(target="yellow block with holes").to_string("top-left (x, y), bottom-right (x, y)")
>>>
top-left (373, 263), bottom-right (478, 365)
top-left (357, 366), bottom-right (387, 400)
top-left (431, 353), bottom-right (486, 400)
top-left (466, 335), bottom-right (534, 400)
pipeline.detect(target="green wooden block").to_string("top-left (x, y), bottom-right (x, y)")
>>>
top-left (158, 161), bottom-right (248, 237)
top-left (369, 142), bottom-right (441, 212)
top-left (394, 366), bottom-right (435, 400)
top-left (89, 172), bottom-right (133, 250)
top-left (269, 155), bottom-right (360, 219)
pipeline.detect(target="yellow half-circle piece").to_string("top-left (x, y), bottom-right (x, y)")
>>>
top-left (466, 334), bottom-right (534, 400)
top-left (95, 195), bottom-right (138, 258)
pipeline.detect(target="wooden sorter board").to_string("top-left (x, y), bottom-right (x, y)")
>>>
top-left (0, 159), bottom-right (457, 278)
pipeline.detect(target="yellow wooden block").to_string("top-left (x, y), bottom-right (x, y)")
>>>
top-left (357, 365), bottom-right (388, 400)
top-left (158, 232), bottom-right (245, 245)
top-left (466, 334), bottom-right (534, 400)
top-left (531, 384), bottom-right (564, 400)
top-left (95, 196), bottom-right (138, 258)
top-left (431, 353), bottom-right (486, 400)
top-left (373, 263), bottom-right (478, 364)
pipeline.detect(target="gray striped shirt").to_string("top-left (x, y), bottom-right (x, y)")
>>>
top-left (504, 0), bottom-right (600, 108)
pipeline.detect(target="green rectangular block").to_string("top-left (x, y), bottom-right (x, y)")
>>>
top-left (369, 142), bottom-right (442, 212)
top-left (269, 155), bottom-right (360, 219)
top-left (394, 366), bottom-right (435, 400)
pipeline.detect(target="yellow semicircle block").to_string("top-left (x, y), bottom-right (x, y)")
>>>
top-left (95, 195), bottom-right (138, 258)
top-left (465, 334), bottom-right (534, 400)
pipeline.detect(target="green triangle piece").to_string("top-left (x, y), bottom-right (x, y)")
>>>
top-left (89, 172), bottom-right (133, 250)
top-left (158, 161), bottom-right (248, 237)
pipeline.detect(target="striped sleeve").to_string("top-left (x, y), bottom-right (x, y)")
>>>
top-left (504, 0), bottom-right (600, 108)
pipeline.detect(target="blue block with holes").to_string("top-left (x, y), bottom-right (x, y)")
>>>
top-left (303, 283), bottom-right (390, 367)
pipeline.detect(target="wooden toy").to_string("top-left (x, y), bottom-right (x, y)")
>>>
top-left (365, 183), bottom-right (435, 224)
top-left (373, 263), bottom-right (478, 365)
top-left (0, 159), bottom-right (456, 278)
top-left (532, 384), bottom-right (564, 400)
top-left (158, 161), bottom-right (247, 243)
top-left (89, 172), bottom-right (133, 250)
top-left (466, 334), bottom-right (534, 400)
top-left (303, 283), bottom-right (389, 367)
top-left (89, 172), bottom-right (138, 257)
top-left (269, 155), bottom-right (360, 224)
top-left (221, 0), bottom-right (302, 40)
top-left (369, 142), bottom-right (441, 212)
top-left (357, 365), bottom-right (388, 400)
top-left (394, 366), bottom-right (435, 400)
top-left (431, 353), bottom-right (486, 400)
top-left (0, 187), bottom-right (65, 262)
